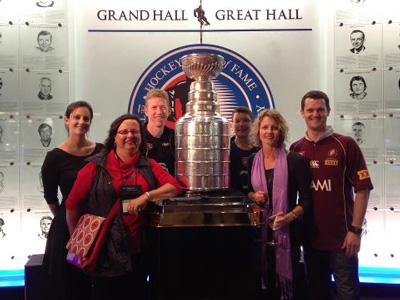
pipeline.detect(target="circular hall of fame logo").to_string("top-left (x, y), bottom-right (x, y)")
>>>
top-left (128, 44), bottom-right (274, 128)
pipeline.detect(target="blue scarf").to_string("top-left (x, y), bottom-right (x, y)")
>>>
top-left (251, 148), bottom-right (293, 299)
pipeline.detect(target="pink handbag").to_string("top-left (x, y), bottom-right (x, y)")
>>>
top-left (66, 197), bottom-right (121, 271)
top-left (66, 214), bottom-right (106, 271)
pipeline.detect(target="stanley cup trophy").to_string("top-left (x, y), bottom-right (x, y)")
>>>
top-left (149, 56), bottom-right (260, 300)
top-left (175, 53), bottom-right (230, 192)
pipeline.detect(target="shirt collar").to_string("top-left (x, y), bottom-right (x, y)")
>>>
top-left (305, 126), bottom-right (334, 143)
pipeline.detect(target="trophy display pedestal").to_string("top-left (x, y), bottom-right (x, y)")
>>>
top-left (145, 193), bottom-right (262, 300)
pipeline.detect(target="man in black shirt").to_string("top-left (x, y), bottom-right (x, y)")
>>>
top-left (230, 107), bottom-right (258, 195)
top-left (144, 89), bottom-right (175, 176)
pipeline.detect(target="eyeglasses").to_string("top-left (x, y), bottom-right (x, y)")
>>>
top-left (117, 129), bottom-right (140, 135)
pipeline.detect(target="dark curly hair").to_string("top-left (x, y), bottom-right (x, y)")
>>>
top-left (104, 114), bottom-right (146, 155)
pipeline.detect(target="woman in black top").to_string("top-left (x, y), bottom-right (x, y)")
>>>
top-left (247, 109), bottom-right (312, 300)
top-left (41, 101), bottom-right (103, 300)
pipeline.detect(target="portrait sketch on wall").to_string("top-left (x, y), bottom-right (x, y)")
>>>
top-left (349, 75), bottom-right (368, 100)
top-left (38, 215), bottom-right (52, 240)
top-left (21, 211), bottom-right (53, 256)
top-left (21, 70), bottom-right (69, 117)
top-left (334, 70), bottom-right (382, 115)
top-left (21, 117), bottom-right (66, 163)
top-left (38, 123), bottom-right (53, 147)
top-left (21, 24), bottom-right (69, 69)
top-left (349, 29), bottom-right (366, 54)
top-left (335, 24), bottom-right (382, 70)
top-left (335, 116), bottom-right (384, 161)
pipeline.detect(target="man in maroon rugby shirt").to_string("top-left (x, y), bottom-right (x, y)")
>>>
top-left (290, 90), bottom-right (373, 300)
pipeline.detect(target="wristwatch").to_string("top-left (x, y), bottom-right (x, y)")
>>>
top-left (349, 225), bottom-right (363, 236)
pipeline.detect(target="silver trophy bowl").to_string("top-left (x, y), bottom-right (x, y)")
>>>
top-left (175, 53), bottom-right (230, 192)
top-left (181, 53), bottom-right (224, 81)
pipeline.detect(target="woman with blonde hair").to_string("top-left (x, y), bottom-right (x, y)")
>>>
top-left (247, 109), bottom-right (312, 299)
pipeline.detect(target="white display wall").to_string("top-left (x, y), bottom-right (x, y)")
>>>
top-left (0, 0), bottom-right (399, 285)
top-left (0, 0), bottom-right (69, 272)
top-left (332, 2), bottom-right (400, 278)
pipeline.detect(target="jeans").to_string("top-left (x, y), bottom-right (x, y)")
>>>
top-left (303, 246), bottom-right (360, 300)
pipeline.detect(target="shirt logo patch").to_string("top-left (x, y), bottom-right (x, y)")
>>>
top-left (325, 159), bottom-right (339, 166)
top-left (328, 149), bottom-right (338, 158)
top-left (311, 179), bottom-right (332, 191)
top-left (325, 148), bottom-right (339, 166)
top-left (357, 169), bottom-right (370, 180)
top-left (162, 142), bottom-right (170, 147)
top-left (310, 160), bottom-right (319, 169)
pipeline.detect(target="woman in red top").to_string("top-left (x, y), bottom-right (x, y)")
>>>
top-left (66, 114), bottom-right (181, 300)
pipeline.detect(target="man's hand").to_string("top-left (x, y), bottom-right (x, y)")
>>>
top-left (342, 232), bottom-right (361, 257)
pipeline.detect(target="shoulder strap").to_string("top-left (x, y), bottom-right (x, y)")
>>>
top-left (136, 156), bottom-right (157, 191)
top-left (94, 163), bottom-right (118, 211)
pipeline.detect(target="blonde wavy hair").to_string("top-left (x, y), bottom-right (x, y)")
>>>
top-left (251, 109), bottom-right (289, 148)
